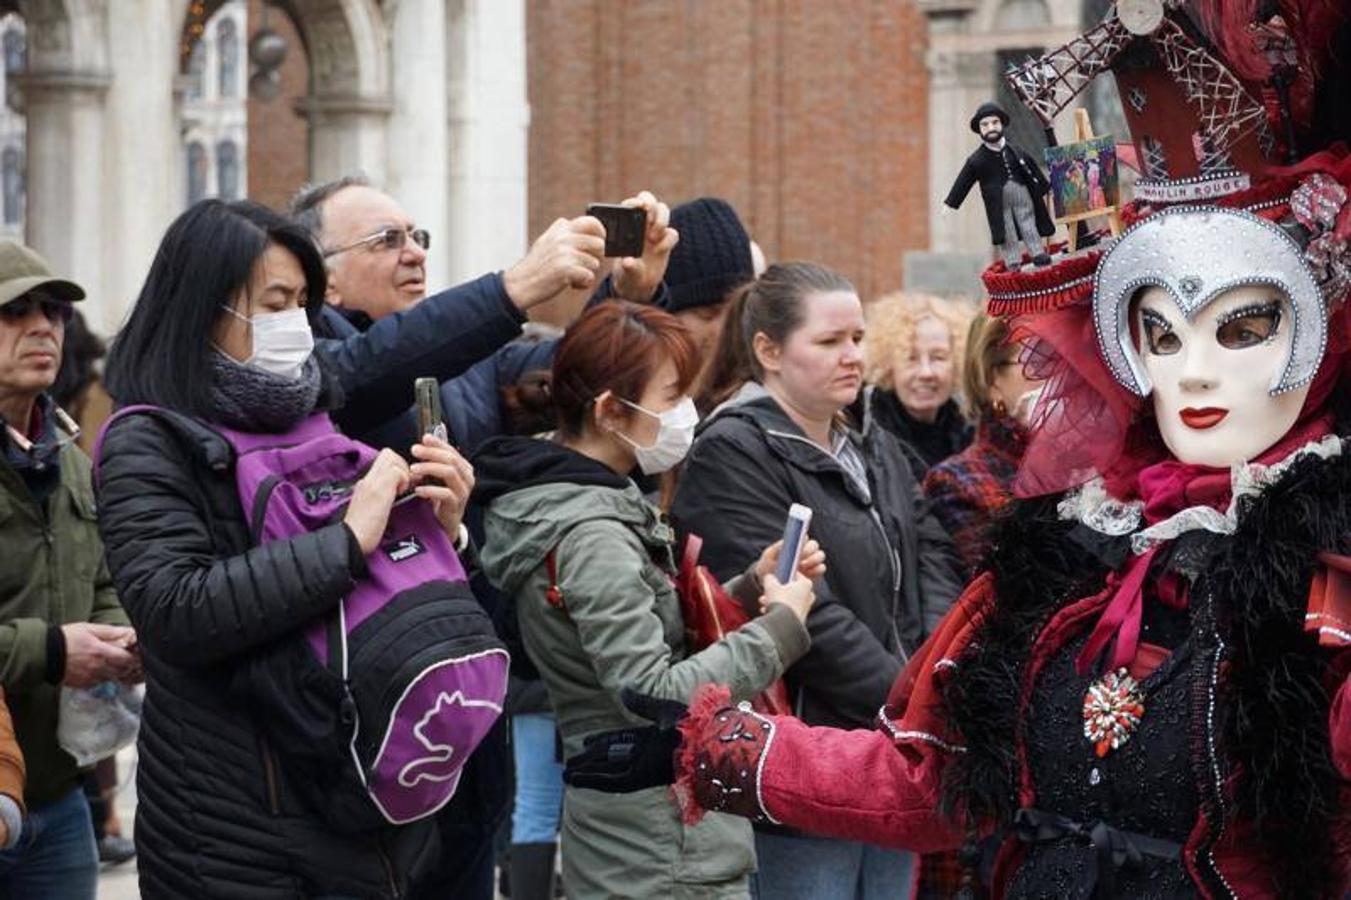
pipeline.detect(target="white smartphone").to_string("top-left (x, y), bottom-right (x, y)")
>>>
top-left (775, 504), bottom-right (813, 584)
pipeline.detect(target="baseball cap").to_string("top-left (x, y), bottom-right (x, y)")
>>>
top-left (0, 241), bottom-right (85, 308)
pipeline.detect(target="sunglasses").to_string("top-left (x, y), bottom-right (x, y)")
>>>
top-left (324, 226), bottom-right (431, 258)
top-left (0, 294), bottom-right (74, 325)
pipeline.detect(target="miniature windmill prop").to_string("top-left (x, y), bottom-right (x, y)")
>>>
top-left (1004, 0), bottom-right (1275, 204)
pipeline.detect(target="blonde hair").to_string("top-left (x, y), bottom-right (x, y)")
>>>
top-left (960, 313), bottom-right (1013, 421)
top-left (863, 292), bottom-right (973, 387)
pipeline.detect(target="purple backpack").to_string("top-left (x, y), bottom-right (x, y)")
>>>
top-left (99, 408), bottom-right (508, 833)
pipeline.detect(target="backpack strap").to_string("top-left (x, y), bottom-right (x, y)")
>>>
top-left (91, 404), bottom-right (170, 490)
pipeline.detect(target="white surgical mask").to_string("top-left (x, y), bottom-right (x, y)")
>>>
top-left (220, 305), bottom-right (314, 380)
top-left (614, 396), bottom-right (699, 475)
top-left (1012, 384), bottom-right (1045, 427)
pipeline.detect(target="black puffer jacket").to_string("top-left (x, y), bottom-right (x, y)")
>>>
top-left (96, 274), bottom-right (526, 898)
top-left (671, 395), bottom-right (965, 730)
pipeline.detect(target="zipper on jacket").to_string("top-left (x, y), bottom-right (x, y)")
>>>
top-left (258, 735), bottom-right (281, 815)
top-left (765, 428), bottom-right (909, 659)
top-left (377, 838), bottom-right (401, 898)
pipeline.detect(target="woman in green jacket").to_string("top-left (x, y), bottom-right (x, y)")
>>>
top-left (475, 301), bottom-right (820, 899)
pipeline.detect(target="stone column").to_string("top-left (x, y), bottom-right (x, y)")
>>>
top-left (300, 92), bottom-right (391, 186)
top-left (101, 0), bottom-right (181, 332)
top-left (21, 70), bottom-right (111, 325)
top-left (443, 0), bottom-right (529, 287)
top-left (386, 0), bottom-right (449, 290)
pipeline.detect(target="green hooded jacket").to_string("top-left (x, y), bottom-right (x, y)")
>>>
top-left (478, 438), bottom-right (809, 898)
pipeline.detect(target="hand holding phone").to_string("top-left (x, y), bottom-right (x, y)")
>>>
top-left (775, 504), bottom-right (813, 585)
top-left (396, 377), bottom-right (447, 506)
top-left (586, 203), bottom-right (647, 258)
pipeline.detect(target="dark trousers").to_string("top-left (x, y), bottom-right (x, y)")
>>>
top-left (405, 823), bottom-right (496, 900)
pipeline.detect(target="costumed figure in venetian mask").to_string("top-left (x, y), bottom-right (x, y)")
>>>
top-left (564, 3), bottom-right (1351, 896)
top-left (944, 101), bottom-right (1056, 270)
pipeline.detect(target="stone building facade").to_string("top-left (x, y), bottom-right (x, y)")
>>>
top-left (4, 0), bottom-right (529, 334)
top-left (181, 0), bottom-right (247, 206)
top-left (0, 12), bottom-right (24, 244)
top-left (528, 0), bottom-right (1121, 309)
top-left (7, 0), bottom-right (1123, 333)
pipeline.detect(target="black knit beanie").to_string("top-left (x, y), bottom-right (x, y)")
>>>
top-left (660, 197), bottom-right (754, 314)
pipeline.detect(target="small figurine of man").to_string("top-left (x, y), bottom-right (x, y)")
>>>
top-left (944, 101), bottom-right (1055, 268)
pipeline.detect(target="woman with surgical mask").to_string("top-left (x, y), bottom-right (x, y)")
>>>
top-left (670, 263), bottom-right (965, 900)
top-left (96, 200), bottom-right (475, 898)
top-left (923, 314), bottom-right (1043, 577)
top-left (472, 300), bottom-right (822, 899)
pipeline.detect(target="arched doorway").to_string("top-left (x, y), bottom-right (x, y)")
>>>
top-left (176, 0), bottom-right (390, 209)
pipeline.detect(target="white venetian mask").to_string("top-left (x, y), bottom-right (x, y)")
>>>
top-left (1134, 284), bottom-right (1310, 467)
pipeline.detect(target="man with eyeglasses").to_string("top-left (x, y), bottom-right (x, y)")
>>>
top-left (292, 176), bottom-right (676, 455)
top-left (292, 178), bottom-right (677, 900)
top-left (0, 241), bottom-right (139, 899)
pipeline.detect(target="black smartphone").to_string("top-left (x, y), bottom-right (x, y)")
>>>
top-left (586, 203), bottom-right (646, 258)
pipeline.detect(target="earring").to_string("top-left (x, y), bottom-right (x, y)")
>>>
top-left (993, 399), bottom-right (1007, 417)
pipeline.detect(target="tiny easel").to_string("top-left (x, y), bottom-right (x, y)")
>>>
top-left (1056, 108), bottom-right (1124, 253)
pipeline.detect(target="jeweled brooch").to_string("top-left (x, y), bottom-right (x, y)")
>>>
top-left (1082, 668), bottom-right (1145, 758)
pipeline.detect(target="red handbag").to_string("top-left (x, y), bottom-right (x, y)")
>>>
top-left (672, 534), bottom-right (793, 717)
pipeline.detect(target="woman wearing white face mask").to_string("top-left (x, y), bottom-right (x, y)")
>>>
top-left (96, 200), bottom-right (479, 898)
top-left (473, 301), bottom-right (823, 899)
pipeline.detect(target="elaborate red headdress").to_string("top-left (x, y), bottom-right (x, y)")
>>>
top-left (988, 0), bottom-right (1351, 499)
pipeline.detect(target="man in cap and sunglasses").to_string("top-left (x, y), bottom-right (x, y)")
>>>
top-left (0, 241), bottom-right (137, 898)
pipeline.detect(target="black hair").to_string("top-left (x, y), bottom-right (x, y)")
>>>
top-left (50, 308), bottom-right (106, 410)
top-left (105, 199), bottom-right (327, 417)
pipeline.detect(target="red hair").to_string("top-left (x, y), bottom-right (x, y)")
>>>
top-left (551, 301), bottom-right (699, 436)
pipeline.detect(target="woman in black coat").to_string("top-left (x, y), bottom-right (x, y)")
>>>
top-left (95, 201), bottom-right (483, 899)
top-left (670, 262), bottom-right (965, 900)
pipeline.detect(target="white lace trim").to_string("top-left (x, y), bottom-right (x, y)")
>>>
top-left (1059, 435), bottom-right (1345, 555)
top-left (1057, 478), bottom-right (1143, 536)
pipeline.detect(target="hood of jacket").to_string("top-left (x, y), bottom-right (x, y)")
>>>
top-left (699, 394), bottom-right (874, 508)
top-left (474, 435), bottom-right (669, 595)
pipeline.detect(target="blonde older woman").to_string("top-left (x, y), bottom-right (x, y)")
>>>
top-left (854, 292), bottom-right (974, 476)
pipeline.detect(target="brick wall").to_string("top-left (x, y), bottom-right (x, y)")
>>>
top-left (526, 0), bottom-right (930, 325)
top-left (247, 0), bottom-right (309, 210)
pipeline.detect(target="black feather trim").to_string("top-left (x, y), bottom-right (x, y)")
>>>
top-left (1208, 449), bottom-right (1350, 897)
top-left (938, 452), bottom-right (1350, 896)
top-left (939, 495), bottom-right (1112, 826)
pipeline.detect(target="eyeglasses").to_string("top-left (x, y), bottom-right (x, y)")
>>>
top-left (323, 226), bottom-right (431, 258)
top-left (0, 294), bottom-right (74, 325)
